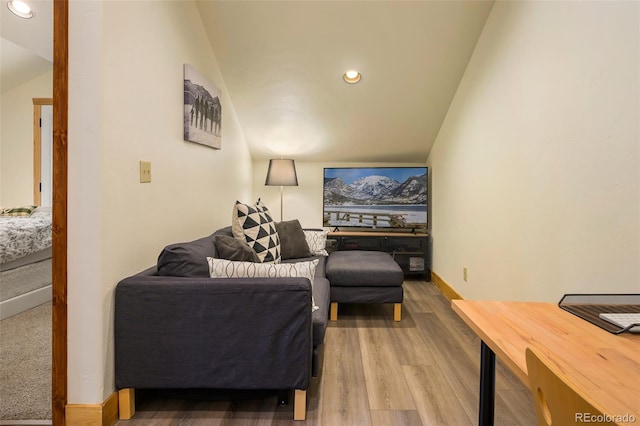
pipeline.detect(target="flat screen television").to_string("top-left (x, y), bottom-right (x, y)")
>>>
top-left (323, 166), bottom-right (428, 231)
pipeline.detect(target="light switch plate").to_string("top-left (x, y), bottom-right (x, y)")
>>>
top-left (139, 161), bottom-right (151, 183)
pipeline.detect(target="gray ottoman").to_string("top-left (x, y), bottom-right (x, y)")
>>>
top-left (326, 250), bottom-right (404, 321)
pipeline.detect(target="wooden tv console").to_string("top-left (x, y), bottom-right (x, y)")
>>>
top-left (327, 231), bottom-right (431, 279)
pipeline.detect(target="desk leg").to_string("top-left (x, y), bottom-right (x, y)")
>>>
top-left (479, 340), bottom-right (496, 426)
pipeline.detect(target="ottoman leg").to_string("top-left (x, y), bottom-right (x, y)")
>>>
top-left (394, 303), bottom-right (402, 322)
top-left (330, 302), bottom-right (338, 321)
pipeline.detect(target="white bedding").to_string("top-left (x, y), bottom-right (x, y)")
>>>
top-left (0, 208), bottom-right (52, 265)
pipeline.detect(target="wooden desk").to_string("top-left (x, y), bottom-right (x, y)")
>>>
top-left (452, 300), bottom-right (640, 426)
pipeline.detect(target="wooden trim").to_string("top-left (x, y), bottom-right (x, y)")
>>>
top-left (102, 392), bottom-right (119, 426)
top-left (65, 392), bottom-right (119, 426)
top-left (52, 0), bottom-right (68, 425)
top-left (33, 97), bottom-right (53, 105)
top-left (118, 388), bottom-right (135, 420)
top-left (293, 389), bottom-right (306, 421)
top-left (431, 271), bottom-right (463, 301)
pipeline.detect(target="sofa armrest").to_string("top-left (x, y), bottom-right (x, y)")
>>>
top-left (115, 276), bottom-right (313, 391)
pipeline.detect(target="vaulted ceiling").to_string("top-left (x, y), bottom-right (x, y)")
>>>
top-left (196, 1), bottom-right (494, 162)
top-left (1, 0), bottom-right (494, 163)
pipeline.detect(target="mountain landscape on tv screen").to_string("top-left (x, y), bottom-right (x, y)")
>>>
top-left (324, 173), bottom-right (427, 206)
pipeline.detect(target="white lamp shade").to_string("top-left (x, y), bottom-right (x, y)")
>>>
top-left (265, 159), bottom-right (298, 186)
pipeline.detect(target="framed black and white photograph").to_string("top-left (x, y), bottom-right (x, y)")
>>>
top-left (183, 64), bottom-right (222, 149)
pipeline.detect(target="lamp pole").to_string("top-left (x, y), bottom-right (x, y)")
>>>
top-left (279, 185), bottom-right (284, 222)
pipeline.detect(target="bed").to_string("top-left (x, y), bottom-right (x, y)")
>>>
top-left (0, 207), bottom-right (52, 320)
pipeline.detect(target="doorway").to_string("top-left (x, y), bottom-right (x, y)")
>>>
top-left (33, 98), bottom-right (53, 207)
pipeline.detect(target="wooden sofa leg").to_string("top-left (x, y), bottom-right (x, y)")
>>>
top-left (294, 389), bottom-right (307, 420)
top-left (394, 303), bottom-right (402, 322)
top-left (330, 302), bottom-right (338, 321)
top-left (118, 388), bottom-right (135, 420)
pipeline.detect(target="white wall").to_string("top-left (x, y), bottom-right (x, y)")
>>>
top-left (428, 1), bottom-right (639, 301)
top-left (252, 160), bottom-right (427, 228)
top-left (0, 71), bottom-right (53, 207)
top-left (67, 0), bottom-right (253, 403)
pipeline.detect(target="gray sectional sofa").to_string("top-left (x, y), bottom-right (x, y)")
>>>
top-left (114, 219), bottom-right (404, 420)
top-left (114, 226), bottom-right (330, 421)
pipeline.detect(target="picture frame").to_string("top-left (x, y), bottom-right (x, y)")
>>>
top-left (183, 64), bottom-right (222, 149)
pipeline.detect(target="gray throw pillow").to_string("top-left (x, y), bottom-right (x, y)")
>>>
top-left (157, 235), bottom-right (217, 277)
top-left (214, 235), bottom-right (260, 262)
top-left (276, 219), bottom-right (312, 260)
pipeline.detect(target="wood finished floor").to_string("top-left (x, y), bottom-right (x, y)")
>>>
top-left (115, 278), bottom-right (536, 425)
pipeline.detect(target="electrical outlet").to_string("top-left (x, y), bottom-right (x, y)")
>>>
top-left (139, 161), bottom-right (151, 183)
top-left (463, 267), bottom-right (468, 282)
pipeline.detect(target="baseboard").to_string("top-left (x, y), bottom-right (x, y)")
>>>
top-left (0, 285), bottom-right (52, 320)
top-left (431, 271), bottom-right (463, 301)
top-left (65, 392), bottom-right (118, 426)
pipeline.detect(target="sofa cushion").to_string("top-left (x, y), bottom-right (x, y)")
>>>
top-left (157, 234), bottom-right (216, 277)
top-left (214, 235), bottom-right (260, 262)
top-left (311, 275), bottom-right (330, 344)
top-left (207, 257), bottom-right (319, 311)
top-left (303, 229), bottom-right (329, 256)
top-left (326, 250), bottom-right (404, 287)
top-left (232, 199), bottom-right (281, 263)
top-left (276, 219), bottom-right (312, 260)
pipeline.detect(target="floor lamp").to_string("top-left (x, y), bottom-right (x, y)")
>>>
top-left (265, 159), bottom-right (298, 222)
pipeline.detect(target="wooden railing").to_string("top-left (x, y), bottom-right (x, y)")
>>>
top-left (323, 210), bottom-right (407, 227)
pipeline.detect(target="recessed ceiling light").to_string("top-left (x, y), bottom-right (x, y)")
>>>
top-left (343, 70), bottom-right (361, 84)
top-left (7, 0), bottom-right (33, 18)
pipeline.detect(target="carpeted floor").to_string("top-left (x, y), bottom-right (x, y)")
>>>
top-left (0, 302), bottom-right (51, 421)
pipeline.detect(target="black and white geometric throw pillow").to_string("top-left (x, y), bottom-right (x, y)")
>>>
top-left (232, 199), bottom-right (281, 263)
